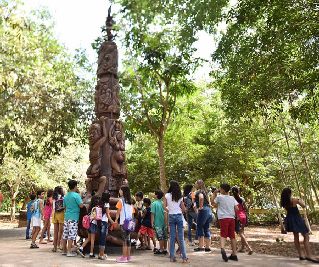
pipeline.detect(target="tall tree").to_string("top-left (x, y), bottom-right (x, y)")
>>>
top-left (119, 13), bottom-right (198, 191)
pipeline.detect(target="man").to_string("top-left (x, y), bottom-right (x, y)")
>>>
top-left (62, 180), bottom-right (84, 257)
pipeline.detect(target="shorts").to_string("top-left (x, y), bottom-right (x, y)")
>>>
top-left (120, 225), bottom-right (131, 246)
top-left (219, 218), bottom-right (235, 239)
top-left (89, 223), bottom-right (98, 234)
top-left (31, 216), bottom-right (41, 228)
top-left (52, 211), bottom-right (65, 224)
top-left (154, 226), bottom-right (168, 241)
top-left (139, 225), bottom-right (154, 238)
top-left (62, 220), bottom-right (78, 241)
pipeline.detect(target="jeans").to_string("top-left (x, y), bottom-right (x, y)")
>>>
top-left (26, 219), bottom-right (31, 239)
top-left (169, 214), bottom-right (187, 260)
top-left (196, 206), bottom-right (212, 238)
top-left (99, 221), bottom-right (108, 249)
top-left (187, 211), bottom-right (198, 242)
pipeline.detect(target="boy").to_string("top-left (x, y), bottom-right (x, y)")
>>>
top-left (137, 198), bottom-right (156, 250)
top-left (26, 192), bottom-right (36, 239)
top-left (212, 183), bottom-right (239, 262)
top-left (30, 190), bottom-right (45, 248)
top-left (135, 191), bottom-right (145, 248)
top-left (62, 179), bottom-right (83, 257)
top-left (151, 190), bottom-right (168, 255)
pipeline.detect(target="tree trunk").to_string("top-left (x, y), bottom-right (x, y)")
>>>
top-left (293, 125), bottom-right (319, 205)
top-left (157, 135), bottom-right (167, 192)
top-left (10, 197), bottom-right (16, 221)
top-left (270, 185), bottom-right (285, 233)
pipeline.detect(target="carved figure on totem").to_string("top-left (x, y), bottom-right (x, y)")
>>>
top-left (109, 120), bottom-right (126, 176)
top-left (85, 117), bottom-right (107, 197)
top-left (95, 78), bottom-right (120, 116)
top-left (97, 42), bottom-right (118, 77)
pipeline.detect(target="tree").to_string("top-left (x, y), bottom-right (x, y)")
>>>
top-left (0, 0), bottom-right (94, 164)
top-left (119, 14), bottom-right (198, 191)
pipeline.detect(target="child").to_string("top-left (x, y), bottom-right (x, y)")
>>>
top-left (30, 190), bottom-right (45, 248)
top-left (137, 198), bottom-right (156, 250)
top-left (113, 185), bottom-right (135, 263)
top-left (135, 191), bottom-right (145, 249)
top-left (231, 186), bottom-right (253, 255)
top-left (62, 179), bottom-right (84, 257)
top-left (212, 183), bottom-right (238, 262)
top-left (52, 186), bottom-right (65, 252)
top-left (26, 193), bottom-right (36, 239)
top-left (151, 190), bottom-right (168, 255)
top-left (98, 191), bottom-right (114, 260)
top-left (77, 195), bottom-right (100, 258)
top-left (280, 187), bottom-right (319, 263)
top-left (39, 189), bottom-right (54, 244)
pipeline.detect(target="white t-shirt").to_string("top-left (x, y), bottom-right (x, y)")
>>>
top-left (215, 195), bottom-right (238, 219)
top-left (165, 193), bottom-right (183, 215)
top-left (102, 203), bottom-right (110, 222)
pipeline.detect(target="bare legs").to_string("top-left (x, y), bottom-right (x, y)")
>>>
top-left (39, 219), bottom-right (50, 243)
top-left (238, 227), bottom-right (253, 253)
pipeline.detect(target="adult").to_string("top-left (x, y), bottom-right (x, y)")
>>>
top-left (164, 180), bottom-right (189, 263)
top-left (280, 187), bottom-right (319, 263)
top-left (183, 184), bottom-right (198, 245)
top-left (194, 180), bottom-right (212, 252)
top-left (231, 186), bottom-right (253, 254)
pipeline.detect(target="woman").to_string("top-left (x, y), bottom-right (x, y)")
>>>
top-left (194, 180), bottom-right (212, 252)
top-left (280, 187), bottom-right (319, 263)
top-left (183, 184), bottom-right (198, 245)
top-left (164, 180), bottom-right (189, 263)
top-left (231, 186), bottom-right (253, 255)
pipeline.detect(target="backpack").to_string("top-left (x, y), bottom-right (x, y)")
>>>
top-left (30, 200), bottom-right (39, 214)
top-left (184, 194), bottom-right (194, 212)
top-left (55, 198), bottom-right (64, 212)
top-left (82, 215), bottom-right (90, 229)
top-left (90, 207), bottom-right (102, 221)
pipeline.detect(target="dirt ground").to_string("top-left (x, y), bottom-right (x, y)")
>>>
top-left (1, 218), bottom-right (319, 258)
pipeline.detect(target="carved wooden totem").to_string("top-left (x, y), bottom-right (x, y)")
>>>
top-left (86, 8), bottom-right (127, 198)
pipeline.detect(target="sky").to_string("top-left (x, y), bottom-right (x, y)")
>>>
top-left (24, 0), bottom-right (214, 80)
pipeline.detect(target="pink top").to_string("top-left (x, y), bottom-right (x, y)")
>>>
top-left (43, 197), bottom-right (53, 220)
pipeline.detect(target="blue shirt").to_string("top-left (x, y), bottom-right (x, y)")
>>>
top-left (26, 200), bottom-right (34, 220)
top-left (63, 192), bottom-right (82, 221)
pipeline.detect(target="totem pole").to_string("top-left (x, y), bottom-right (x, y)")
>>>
top-left (85, 7), bottom-right (127, 199)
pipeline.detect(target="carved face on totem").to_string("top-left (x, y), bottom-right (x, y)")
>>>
top-left (89, 123), bottom-right (102, 145)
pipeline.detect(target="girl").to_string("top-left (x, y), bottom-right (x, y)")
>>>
top-left (231, 186), bottom-right (253, 255)
top-left (183, 184), bottom-right (198, 246)
top-left (164, 180), bottom-right (189, 263)
top-left (52, 186), bottom-right (65, 252)
top-left (98, 191), bottom-right (114, 260)
top-left (39, 189), bottom-right (53, 244)
top-left (280, 188), bottom-right (319, 263)
top-left (113, 186), bottom-right (134, 263)
top-left (78, 195), bottom-right (100, 258)
top-left (194, 180), bottom-right (212, 252)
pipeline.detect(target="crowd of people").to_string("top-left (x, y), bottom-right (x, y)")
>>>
top-left (25, 179), bottom-right (319, 264)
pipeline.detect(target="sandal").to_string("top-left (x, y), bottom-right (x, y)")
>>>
top-left (248, 250), bottom-right (253, 255)
top-left (30, 243), bottom-right (39, 249)
top-left (238, 248), bottom-right (245, 253)
top-left (52, 248), bottom-right (57, 252)
top-left (182, 258), bottom-right (190, 264)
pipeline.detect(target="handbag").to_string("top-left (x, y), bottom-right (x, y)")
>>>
top-left (122, 198), bottom-right (136, 232)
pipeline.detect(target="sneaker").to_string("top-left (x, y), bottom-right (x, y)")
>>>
top-left (89, 254), bottom-right (96, 258)
top-left (221, 248), bottom-right (228, 262)
top-left (205, 248), bottom-right (211, 252)
top-left (98, 255), bottom-right (107, 260)
top-left (162, 250), bottom-right (168, 255)
top-left (194, 247), bottom-right (205, 252)
top-left (77, 248), bottom-right (85, 258)
top-left (116, 256), bottom-right (128, 263)
top-left (228, 254), bottom-right (238, 261)
top-left (154, 250), bottom-right (162, 255)
top-left (66, 253), bottom-right (76, 257)
top-left (62, 252), bottom-right (67, 255)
